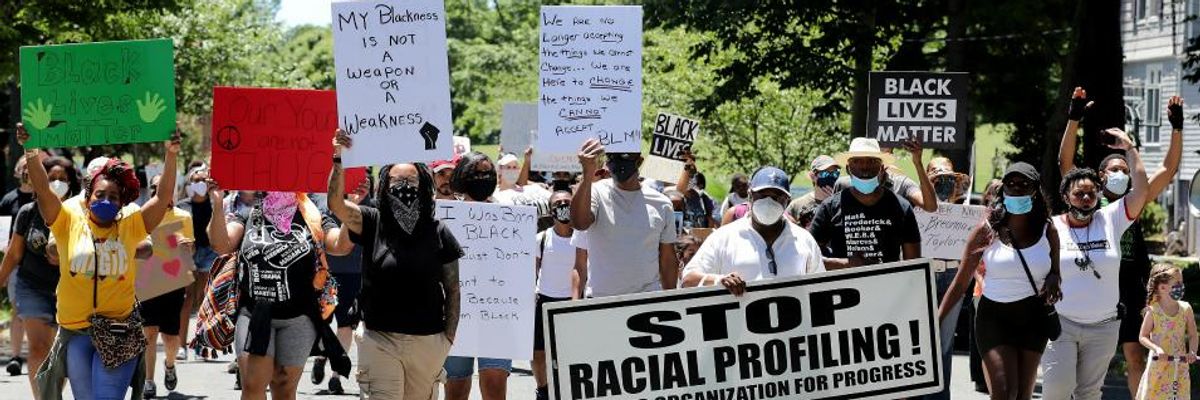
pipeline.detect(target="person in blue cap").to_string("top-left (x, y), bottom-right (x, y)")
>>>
top-left (682, 167), bottom-right (825, 294)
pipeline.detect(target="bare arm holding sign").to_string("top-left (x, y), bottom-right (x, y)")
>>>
top-left (327, 129), bottom-right (365, 235)
top-left (571, 138), bottom-right (604, 230)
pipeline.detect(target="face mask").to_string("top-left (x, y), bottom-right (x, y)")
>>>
top-left (607, 158), bottom-right (638, 183)
top-left (1105, 171), bottom-right (1130, 196)
top-left (388, 180), bottom-right (421, 234)
top-left (49, 180), bottom-right (70, 199)
top-left (751, 198), bottom-right (785, 225)
top-left (500, 169), bottom-right (519, 185)
top-left (1069, 205), bottom-right (1098, 221)
top-left (552, 203), bottom-right (571, 224)
top-left (262, 192), bottom-right (298, 234)
top-left (1003, 195), bottom-right (1033, 215)
top-left (463, 173), bottom-right (497, 201)
top-left (187, 181), bottom-right (208, 198)
top-left (1170, 284), bottom-right (1186, 301)
top-left (849, 174), bottom-right (880, 195)
top-left (934, 176), bottom-right (959, 202)
top-left (89, 199), bottom-right (120, 223)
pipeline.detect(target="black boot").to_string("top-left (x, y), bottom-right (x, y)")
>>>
top-left (536, 385), bottom-right (549, 400)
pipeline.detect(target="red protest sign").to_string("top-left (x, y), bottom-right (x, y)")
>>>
top-left (210, 87), bottom-right (365, 193)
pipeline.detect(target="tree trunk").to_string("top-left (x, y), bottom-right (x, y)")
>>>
top-left (1075, 0), bottom-right (1125, 171)
top-left (850, 7), bottom-right (876, 138)
top-left (944, 0), bottom-right (972, 174)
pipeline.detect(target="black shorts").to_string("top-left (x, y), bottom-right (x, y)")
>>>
top-left (533, 294), bottom-right (570, 351)
top-left (142, 288), bottom-right (186, 335)
top-left (333, 273), bottom-right (362, 328)
top-left (1118, 261), bottom-right (1151, 343)
top-left (975, 295), bottom-right (1049, 355)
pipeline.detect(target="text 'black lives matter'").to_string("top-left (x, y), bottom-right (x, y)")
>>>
top-left (867, 71), bottom-right (969, 150)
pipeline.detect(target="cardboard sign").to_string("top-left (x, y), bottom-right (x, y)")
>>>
top-left (914, 203), bottom-right (987, 260)
top-left (537, 6), bottom-right (643, 154)
top-left (331, 0), bottom-right (454, 166)
top-left (210, 87), bottom-right (365, 193)
top-left (19, 39), bottom-right (177, 148)
top-left (867, 72), bottom-right (968, 149)
top-left (437, 200), bottom-right (537, 360)
top-left (501, 102), bottom-right (537, 154)
top-left (544, 260), bottom-right (942, 400)
top-left (642, 112), bottom-right (699, 182)
top-left (135, 220), bottom-right (195, 301)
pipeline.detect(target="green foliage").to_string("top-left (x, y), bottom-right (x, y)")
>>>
top-left (1141, 201), bottom-right (1168, 241)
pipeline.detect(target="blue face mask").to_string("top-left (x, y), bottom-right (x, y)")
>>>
top-left (1170, 284), bottom-right (1186, 301)
top-left (1003, 195), bottom-right (1034, 215)
top-left (849, 175), bottom-right (880, 194)
top-left (89, 199), bottom-right (120, 223)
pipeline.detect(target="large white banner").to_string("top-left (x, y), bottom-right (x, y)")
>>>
top-left (537, 6), bottom-right (643, 154)
top-left (914, 203), bottom-right (987, 260)
top-left (331, 0), bottom-right (453, 166)
top-left (437, 200), bottom-right (537, 360)
top-left (544, 260), bottom-right (942, 400)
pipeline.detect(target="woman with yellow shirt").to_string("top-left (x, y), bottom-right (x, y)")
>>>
top-left (17, 123), bottom-right (180, 400)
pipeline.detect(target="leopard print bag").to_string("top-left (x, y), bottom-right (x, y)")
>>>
top-left (86, 238), bottom-right (146, 369)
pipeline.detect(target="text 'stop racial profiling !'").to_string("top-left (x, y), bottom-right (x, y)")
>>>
top-left (543, 260), bottom-right (943, 400)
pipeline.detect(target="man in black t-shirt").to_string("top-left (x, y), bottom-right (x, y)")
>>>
top-left (810, 138), bottom-right (922, 269)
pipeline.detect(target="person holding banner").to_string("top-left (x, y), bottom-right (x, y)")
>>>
top-left (1057, 87), bottom-right (1185, 396)
top-left (682, 166), bottom-right (824, 294)
top-left (938, 162), bottom-right (1062, 400)
top-left (0, 155), bottom-right (79, 397)
top-left (139, 174), bottom-right (194, 399)
top-left (1042, 127), bottom-right (1150, 400)
top-left (532, 188), bottom-right (588, 400)
top-left (16, 123), bottom-right (179, 400)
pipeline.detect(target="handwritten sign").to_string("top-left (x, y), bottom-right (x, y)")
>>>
top-left (331, 0), bottom-right (454, 166)
top-left (642, 112), bottom-right (699, 182)
top-left (867, 71), bottom-right (968, 149)
top-left (436, 200), bottom-right (536, 360)
top-left (914, 203), bottom-right (986, 260)
top-left (136, 220), bottom-right (195, 301)
top-left (537, 6), bottom-right (643, 154)
top-left (210, 87), bottom-right (366, 193)
top-left (19, 39), bottom-right (176, 148)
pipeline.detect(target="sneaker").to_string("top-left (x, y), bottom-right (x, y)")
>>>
top-left (227, 360), bottom-right (239, 374)
top-left (311, 357), bottom-right (326, 384)
top-left (175, 348), bottom-right (188, 361)
top-left (328, 376), bottom-right (344, 395)
top-left (6, 357), bottom-right (22, 376)
top-left (164, 364), bottom-right (178, 391)
top-left (234, 371), bottom-right (242, 390)
top-left (144, 381), bottom-right (158, 398)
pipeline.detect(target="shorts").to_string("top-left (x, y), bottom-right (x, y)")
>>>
top-left (974, 295), bottom-right (1050, 354)
top-left (1118, 261), bottom-right (1151, 344)
top-left (192, 245), bottom-right (219, 273)
top-left (534, 294), bottom-right (570, 351)
top-left (443, 356), bottom-right (512, 380)
top-left (141, 288), bottom-right (186, 335)
top-left (358, 330), bottom-right (451, 400)
top-left (332, 273), bottom-right (361, 328)
top-left (234, 310), bottom-right (317, 367)
top-left (11, 274), bottom-right (56, 322)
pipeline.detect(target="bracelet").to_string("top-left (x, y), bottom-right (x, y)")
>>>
top-left (332, 156), bottom-right (342, 163)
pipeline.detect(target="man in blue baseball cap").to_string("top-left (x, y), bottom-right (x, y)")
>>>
top-left (682, 167), bottom-right (825, 295)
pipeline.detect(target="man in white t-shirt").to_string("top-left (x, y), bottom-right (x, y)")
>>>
top-left (570, 138), bottom-right (679, 296)
top-left (682, 167), bottom-right (824, 294)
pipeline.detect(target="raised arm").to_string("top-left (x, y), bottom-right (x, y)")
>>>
top-left (676, 151), bottom-right (695, 194)
top-left (1059, 87), bottom-right (1089, 176)
top-left (141, 131), bottom-right (182, 232)
top-left (16, 124), bottom-right (62, 226)
top-left (441, 259), bottom-right (461, 343)
top-left (903, 139), bottom-right (938, 212)
top-left (205, 181), bottom-right (243, 254)
top-left (328, 129), bottom-right (364, 234)
top-left (571, 139), bottom-right (603, 230)
top-left (1149, 96), bottom-right (1185, 198)
top-left (517, 146), bottom-right (532, 187)
top-left (1108, 129), bottom-right (1150, 218)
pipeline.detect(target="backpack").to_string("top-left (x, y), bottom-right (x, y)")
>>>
top-left (188, 252), bottom-right (240, 357)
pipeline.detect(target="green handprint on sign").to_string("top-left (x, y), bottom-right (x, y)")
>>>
top-left (22, 99), bottom-right (53, 130)
top-left (136, 92), bottom-right (167, 123)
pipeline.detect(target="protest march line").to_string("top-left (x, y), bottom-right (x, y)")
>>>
top-left (544, 259), bottom-right (943, 400)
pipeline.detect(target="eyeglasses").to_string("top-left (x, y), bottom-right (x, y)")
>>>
top-left (765, 246), bottom-right (778, 276)
top-left (816, 170), bottom-right (840, 180)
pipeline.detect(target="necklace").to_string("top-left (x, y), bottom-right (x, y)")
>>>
top-left (1067, 217), bottom-right (1101, 279)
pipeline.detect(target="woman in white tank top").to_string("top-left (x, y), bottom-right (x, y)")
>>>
top-left (938, 162), bottom-right (1061, 400)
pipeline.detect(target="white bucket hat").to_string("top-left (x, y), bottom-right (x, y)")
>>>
top-left (835, 138), bottom-right (896, 166)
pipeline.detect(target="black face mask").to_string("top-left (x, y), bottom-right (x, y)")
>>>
top-left (608, 158), bottom-right (638, 182)
top-left (552, 203), bottom-right (571, 224)
top-left (462, 173), bottom-right (497, 201)
top-left (934, 177), bottom-right (959, 202)
top-left (388, 180), bottom-right (421, 234)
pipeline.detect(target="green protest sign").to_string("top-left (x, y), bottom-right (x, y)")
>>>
top-left (19, 38), bottom-right (176, 148)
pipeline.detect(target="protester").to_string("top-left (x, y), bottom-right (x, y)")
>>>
top-left (0, 155), bottom-right (34, 376)
top-left (1136, 263), bottom-right (1197, 400)
top-left (570, 138), bottom-right (679, 296)
top-left (675, 153), bottom-right (717, 228)
top-left (810, 138), bottom-right (922, 268)
top-left (927, 157), bottom-right (970, 204)
top-left (494, 150), bottom-right (552, 229)
top-left (174, 161), bottom-right (217, 361)
top-left (443, 151), bottom-right (510, 400)
top-left (139, 175), bottom-right (195, 398)
top-left (718, 173), bottom-right (749, 218)
top-left (431, 155), bottom-right (462, 201)
top-left (785, 155), bottom-right (839, 226)
top-left (832, 141), bottom-right (938, 213)
top-left (683, 166), bottom-right (824, 294)
top-left (938, 162), bottom-right (1061, 400)
top-left (19, 123), bottom-right (179, 399)
top-left (327, 130), bottom-right (461, 400)
top-left (1042, 127), bottom-right (1150, 400)
top-left (206, 179), bottom-right (350, 400)
top-left (0, 155), bottom-right (78, 396)
top-left (532, 189), bottom-right (588, 400)
top-left (675, 234), bottom-right (703, 271)
top-left (222, 191), bottom-right (257, 216)
top-left (1057, 87), bottom-right (1184, 395)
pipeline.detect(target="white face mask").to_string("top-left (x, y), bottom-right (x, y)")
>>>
top-left (500, 169), bottom-right (520, 185)
top-left (187, 181), bottom-right (208, 198)
top-left (1105, 171), bottom-right (1130, 196)
top-left (751, 198), bottom-right (785, 225)
top-left (49, 180), bottom-right (69, 199)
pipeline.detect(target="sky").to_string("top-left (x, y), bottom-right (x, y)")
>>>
top-left (276, 0), bottom-right (335, 27)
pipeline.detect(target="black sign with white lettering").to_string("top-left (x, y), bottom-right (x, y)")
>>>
top-left (867, 72), bottom-right (968, 149)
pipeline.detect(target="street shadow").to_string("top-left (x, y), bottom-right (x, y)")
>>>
top-left (162, 392), bottom-right (207, 400)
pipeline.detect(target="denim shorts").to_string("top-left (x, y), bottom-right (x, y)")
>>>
top-left (443, 356), bottom-right (512, 380)
top-left (193, 245), bottom-right (219, 273)
top-left (11, 274), bottom-right (56, 322)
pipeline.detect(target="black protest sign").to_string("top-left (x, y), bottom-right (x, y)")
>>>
top-left (867, 72), bottom-right (968, 149)
top-left (543, 260), bottom-right (943, 400)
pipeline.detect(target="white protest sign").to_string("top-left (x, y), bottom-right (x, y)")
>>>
top-left (642, 112), bottom-right (699, 182)
top-left (502, 102), bottom-right (537, 154)
top-left (537, 6), bottom-right (643, 154)
top-left (453, 135), bottom-right (471, 156)
top-left (545, 260), bottom-right (942, 400)
top-left (331, 0), bottom-right (453, 166)
top-left (436, 200), bottom-right (537, 360)
top-left (914, 203), bottom-right (986, 260)
top-left (0, 216), bottom-right (12, 252)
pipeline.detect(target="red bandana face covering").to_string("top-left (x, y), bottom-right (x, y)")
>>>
top-left (263, 192), bottom-right (298, 234)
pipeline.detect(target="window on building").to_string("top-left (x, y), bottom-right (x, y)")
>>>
top-left (1145, 65), bottom-right (1163, 144)
top-left (1137, 0), bottom-right (1163, 21)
